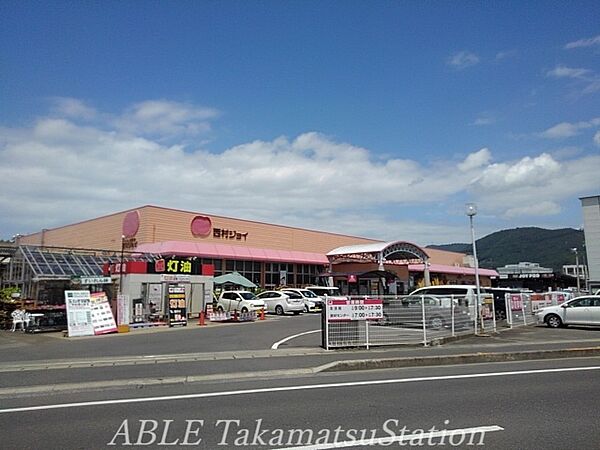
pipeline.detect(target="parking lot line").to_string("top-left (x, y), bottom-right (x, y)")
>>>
top-left (271, 330), bottom-right (321, 349)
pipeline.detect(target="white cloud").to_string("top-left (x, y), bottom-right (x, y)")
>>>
top-left (458, 148), bottom-right (491, 171)
top-left (546, 65), bottom-right (591, 79)
top-left (50, 97), bottom-right (97, 120)
top-left (114, 100), bottom-right (220, 138)
top-left (582, 79), bottom-right (600, 94)
top-left (447, 51), bottom-right (480, 70)
top-left (545, 65), bottom-right (600, 96)
top-left (467, 154), bottom-right (600, 220)
top-left (1, 99), bottom-right (598, 242)
top-left (505, 201), bottom-right (561, 218)
top-left (538, 118), bottom-right (600, 139)
top-left (475, 154), bottom-right (561, 191)
top-left (494, 50), bottom-right (518, 61)
top-left (471, 113), bottom-right (496, 126)
top-left (565, 35), bottom-right (600, 49)
top-left (595, 131), bottom-right (600, 146)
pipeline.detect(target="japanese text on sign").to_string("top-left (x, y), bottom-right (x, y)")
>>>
top-left (326, 299), bottom-right (383, 322)
top-left (213, 228), bottom-right (248, 241)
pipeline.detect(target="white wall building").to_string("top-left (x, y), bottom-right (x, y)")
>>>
top-left (580, 195), bottom-right (600, 292)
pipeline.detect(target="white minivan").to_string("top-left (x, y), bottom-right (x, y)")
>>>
top-left (305, 286), bottom-right (347, 301)
top-left (409, 284), bottom-right (492, 317)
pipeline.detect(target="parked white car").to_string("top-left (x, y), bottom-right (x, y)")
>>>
top-left (305, 286), bottom-right (347, 301)
top-left (256, 290), bottom-right (303, 315)
top-left (281, 288), bottom-right (324, 312)
top-left (536, 295), bottom-right (600, 328)
top-left (217, 291), bottom-right (265, 313)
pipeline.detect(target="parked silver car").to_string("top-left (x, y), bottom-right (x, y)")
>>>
top-left (536, 295), bottom-right (600, 328)
top-left (256, 290), bottom-right (303, 315)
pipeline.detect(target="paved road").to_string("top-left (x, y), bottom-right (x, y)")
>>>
top-left (1, 358), bottom-right (599, 449)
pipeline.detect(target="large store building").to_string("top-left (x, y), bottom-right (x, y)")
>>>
top-left (10, 205), bottom-right (496, 301)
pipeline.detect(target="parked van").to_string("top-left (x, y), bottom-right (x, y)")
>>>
top-left (305, 286), bottom-right (347, 301)
top-left (409, 284), bottom-right (493, 318)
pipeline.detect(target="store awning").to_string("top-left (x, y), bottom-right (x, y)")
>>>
top-left (408, 263), bottom-right (498, 277)
top-left (327, 241), bottom-right (429, 264)
top-left (134, 241), bottom-right (329, 265)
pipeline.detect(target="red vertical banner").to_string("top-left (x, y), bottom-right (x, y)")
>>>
top-left (510, 294), bottom-right (523, 311)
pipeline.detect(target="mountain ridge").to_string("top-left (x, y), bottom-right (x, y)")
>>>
top-left (427, 227), bottom-right (585, 272)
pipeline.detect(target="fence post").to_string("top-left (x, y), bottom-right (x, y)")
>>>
top-left (491, 295), bottom-right (497, 333)
top-left (421, 295), bottom-right (428, 347)
top-left (365, 320), bottom-right (370, 350)
top-left (522, 295), bottom-right (527, 326)
top-left (506, 294), bottom-right (512, 328)
top-left (451, 299), bottom-right (455, 337)
top-left (324, 305), bottom-right (329, 350)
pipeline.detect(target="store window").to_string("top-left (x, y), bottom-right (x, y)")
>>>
top-left (223, 259), bottom-right (261, 286)
top-left (264, 263), bottom-right (292, 288)
top-left (296, 264), bottom-right (321, 286)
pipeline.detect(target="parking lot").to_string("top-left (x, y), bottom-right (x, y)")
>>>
top-left (3, 307), bottom-right (600, 365)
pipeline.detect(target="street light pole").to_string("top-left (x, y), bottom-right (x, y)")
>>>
top-left (119, 235), bottom-right (125, 295)
top-left (466, 203), bottom-right (481, 335)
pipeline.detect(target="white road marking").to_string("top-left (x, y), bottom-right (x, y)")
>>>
top-left (279, 425), bottom-right (505, 449)
top-left (271, 330), bottom-right (321, 349)
top-left (1, 365), bottom-right (599, 414)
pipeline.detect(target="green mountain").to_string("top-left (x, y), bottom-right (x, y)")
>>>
top-left (428, 227), bottom-right (585, 272)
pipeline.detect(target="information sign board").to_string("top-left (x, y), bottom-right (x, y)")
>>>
top-left (65, 290), bottom-right (94, 337)
top-left (90, 292), bottom-right (118, 334)
top-left (168, 284), bottom-right (187, 327)
top-left (326, 298), bottom-right (383, 322)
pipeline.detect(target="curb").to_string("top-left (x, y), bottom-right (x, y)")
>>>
top-left (318, 346), bottom-right (600, 372)
top-left (0, 367), bottom-right (319, 397)
top-left (0, 348), bottom-right (328, 373)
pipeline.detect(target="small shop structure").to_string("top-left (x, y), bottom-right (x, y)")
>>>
top-left (104, 256), bottom-right (214, 325)
top-left (492, 261), bottom-right (580, 292)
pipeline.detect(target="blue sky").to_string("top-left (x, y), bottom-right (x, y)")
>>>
top-left (1, 1), bottom-right (599, 245)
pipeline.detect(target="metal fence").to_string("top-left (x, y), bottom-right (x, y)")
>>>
top-left (505, 292), bottom-right (573, 328)
top-left (324, 295), bottom-right (476, 349)
top-left (504, 293), bottom-right (532, 328)
top-left (322, 292), bottom-right (572, 349)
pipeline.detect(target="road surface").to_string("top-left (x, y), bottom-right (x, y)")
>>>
top-left (1, 358), bottom-right (599, 448)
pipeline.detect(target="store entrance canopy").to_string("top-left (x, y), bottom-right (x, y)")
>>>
top-left (213, 271), bottom-right (257, 288)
